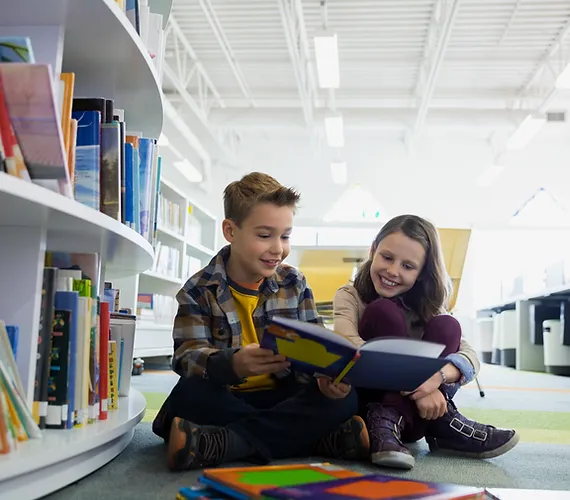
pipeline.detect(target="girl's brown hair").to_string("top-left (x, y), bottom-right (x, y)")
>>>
top-left (353, 214), bottom-right (451, 323)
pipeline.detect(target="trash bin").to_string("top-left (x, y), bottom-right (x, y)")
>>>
top-left (543, 320), bottom-right (570, 376)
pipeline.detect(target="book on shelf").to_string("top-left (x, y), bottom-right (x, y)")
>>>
top-left (0, 37), bottom-right (35, 63)
top-left (260, 317), bottom-right (448, 392)
top-left (0, 253), bottom-right (138, 454)
top-left (0, 37), bottom-right (164, 251)
top-left (0, 63), bottom-right (74, 197)
top-left (0, 320), bottom-right (42, 454)
top-left (123, 0), bottom-right (166, 81)
top-left (136, 293), bottom-right (177, 324)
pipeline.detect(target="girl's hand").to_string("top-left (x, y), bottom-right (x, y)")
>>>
top-left (414, 390), bottom-right (448, 420)
top-left (401, 370), bottom-right (444, 400)
top-left (317, 376), bottom-right (351, 399)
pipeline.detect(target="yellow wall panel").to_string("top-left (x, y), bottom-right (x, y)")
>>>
top-left (296, 229), bottom-right (471, 310)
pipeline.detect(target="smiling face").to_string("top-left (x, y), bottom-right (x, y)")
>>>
top-left (223, 202), bottom-right (293, 284)
top-left (369, 231), bottom-right (426, 299)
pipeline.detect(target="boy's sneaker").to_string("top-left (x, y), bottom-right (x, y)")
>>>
top-left (167, 417), bottom-right (228, 471)
top-left (367, 403), bottom-right (415, 470)
top-left (425, 399), bottom-right (520, 459)
top-left (315, 415), bottom-right (370, 460)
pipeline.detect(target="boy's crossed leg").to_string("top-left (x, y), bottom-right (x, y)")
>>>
top-left (154, 375), bottom-right (369, 470)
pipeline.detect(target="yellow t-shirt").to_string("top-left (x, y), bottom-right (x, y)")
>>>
top-left (229, 279), bottom-right (276, 392)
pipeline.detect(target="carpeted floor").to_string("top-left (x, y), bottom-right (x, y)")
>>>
top-left (45, 364), bottom-right (570, 499)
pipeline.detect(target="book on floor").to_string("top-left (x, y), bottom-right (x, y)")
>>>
top-left (199, 463), bottom-right (362, 500)
top-left (261, 473), bottom-right (488, 500)
top-left (260, 316), bottom-right (448, 392)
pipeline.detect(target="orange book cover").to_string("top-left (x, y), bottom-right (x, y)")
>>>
top-left (201, 463), bottom-right (362, 500)
top-left (261, 474), bottom-right (487, 500)
top-left (126, 135), bottom-right (139, 148)
top-left (59, 72), bottom-right (75, 179)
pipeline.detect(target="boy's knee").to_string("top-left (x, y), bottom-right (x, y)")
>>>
top-left (332, 386), bottom-right (359, 423)
top-left (359, 298), bottom-right (407, 341)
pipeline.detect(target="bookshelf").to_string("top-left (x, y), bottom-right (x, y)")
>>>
top-left (1, 0), bottom-right (163, 137)
top-left (0, 0), bottom-right (167, 497)
top-left (0, 389), bottom-right (145, 499)
top-left (113, 176), bottom-right (218, 360)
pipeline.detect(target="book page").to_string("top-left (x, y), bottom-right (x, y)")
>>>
top-left (360, 337), bottom-right (445, 358)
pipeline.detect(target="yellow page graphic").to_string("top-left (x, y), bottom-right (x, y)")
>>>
top-left (275, 337), bottom-right (342, 367)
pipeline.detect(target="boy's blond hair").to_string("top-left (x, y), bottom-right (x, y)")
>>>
top-left (223, 172), bottom-right (301, 225)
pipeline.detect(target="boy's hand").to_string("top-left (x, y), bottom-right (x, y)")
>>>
top-left (414, 390), bottom-right (447, 420)
top-left (317, 376), bottom-right (351, 399)
top-left (232, 344), bottom-right (290, 378)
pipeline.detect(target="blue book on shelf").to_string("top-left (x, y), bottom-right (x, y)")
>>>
top-left (72, 110), bottom-right (101, 211)
top-left (138, 138), bottom-right (154, 240)
top-left (132, 146), bottom-right (141, 233)
top-left (0, 37), bottom-right (35, 62)
top-left (5, 325), bottom-right (18, 357)
top-left (55, 290), bottom-right (80, 429)
top-left (153, 155), bottom-right (162, 243)
top-left (124, 142), bottom-right (135, 230)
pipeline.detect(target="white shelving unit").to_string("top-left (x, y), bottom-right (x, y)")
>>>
top-left (0, 0), bottom-right (165, 137)
top-left (113, 176), bottom-right (218, 359)
top-left (0, 389), bottom-right (146, 500)
top-left (0, 0), bottom-right (167, 497)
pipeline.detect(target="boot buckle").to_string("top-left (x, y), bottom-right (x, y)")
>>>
top-left (450, 418), bottom-right (487, 441)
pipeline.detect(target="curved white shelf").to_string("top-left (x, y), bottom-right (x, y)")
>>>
top-left (0, 389), bottom-right (146, 500)
top-left (63, 0), bottom-right (164, 138)
top-left (0, 173), bottom-right (154, 278)
top-left (0, 0), bottom-right (163, 138)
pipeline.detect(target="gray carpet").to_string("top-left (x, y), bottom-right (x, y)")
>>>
top-left (45, 422), bottom-right (570, 499)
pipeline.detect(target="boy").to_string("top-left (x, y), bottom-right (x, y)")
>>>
top-left (152, 172), bottom-right (369, 471)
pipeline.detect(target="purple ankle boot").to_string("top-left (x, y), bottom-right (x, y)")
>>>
top-left (426, 399), bottom-right (519, 459)
top-left (367, 403), bottom-right (415, 470)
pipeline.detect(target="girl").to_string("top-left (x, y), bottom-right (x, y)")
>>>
top-left (333, 214), bottom-right (519, 470)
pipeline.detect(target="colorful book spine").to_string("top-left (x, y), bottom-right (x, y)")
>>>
top-left (72, 110), bottom-right (101, 211)
top-left (108, 340), bottom-right (119, 410)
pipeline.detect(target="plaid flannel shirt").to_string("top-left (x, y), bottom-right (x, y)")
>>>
top-left (172, 245), bottom-right (322, 378)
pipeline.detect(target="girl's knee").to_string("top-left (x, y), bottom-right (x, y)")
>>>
top-left (359, 299), bottom-right (408, 341)
top-left (425, 314), bottom-right (462, 353)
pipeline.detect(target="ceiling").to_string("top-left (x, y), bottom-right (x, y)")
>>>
top-left (160, 0), bottom-right (570, 227)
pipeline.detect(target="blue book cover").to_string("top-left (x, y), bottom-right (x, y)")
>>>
top-left (72, 110), bottom-right (101, 211)
top-left (54, 290), bottom-right (80, 429)
top-left (0, 37), bottom-right (35, 62)
top-left (124, 143), bottom-right (135, 229)
top-left (152, 155), bottom-right (162, 244)
top-left (138, 138), bottom-right (154, 240)
top-left (261, 317), bottom-right (447, 392)
top-left (261, 474), bottom-right (486, 500)
top-left (5, 325), bottom-right (18, 357)
top-left (178, 484), bottom-right (231, 499)
top-left (132, 146), bottom-right (141, 233)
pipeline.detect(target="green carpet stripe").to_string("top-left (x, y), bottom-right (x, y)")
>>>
top-left (460, 407), bottom-right (570, 431)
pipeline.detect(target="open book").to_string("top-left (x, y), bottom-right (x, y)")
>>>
top-left (260, 317), bottom-right (449, 392)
